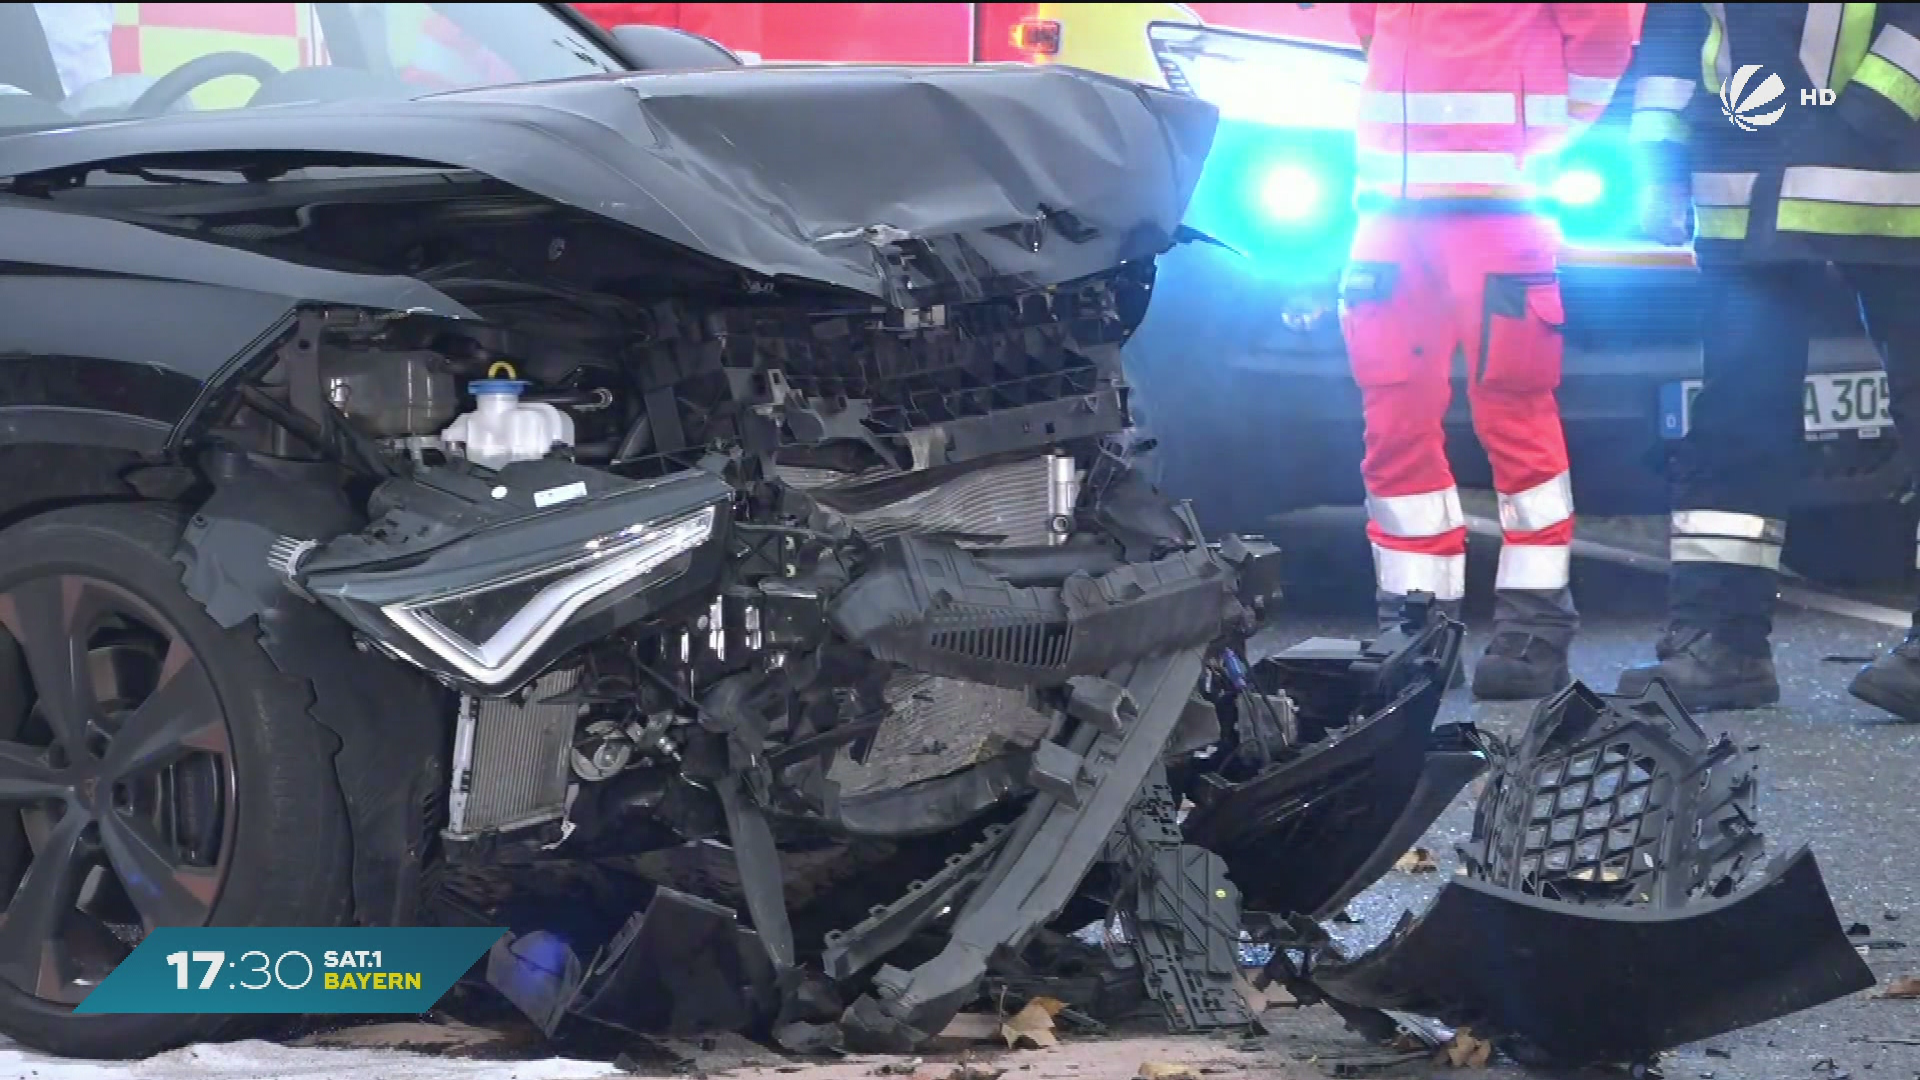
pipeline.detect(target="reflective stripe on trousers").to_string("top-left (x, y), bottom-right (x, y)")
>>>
top-left (1670, 510), bottom-right (1785, 570)
top-left (1496, 543), bottom-right (1571, 591)
top-left (1367, 486), bottom-right (1465, 538)
top-left (1496, 471), bottom-right (1574, 591)
top-left (1373, 545), bottom-right (1467, 601)
top-left (1498, 472), bottom-right (1573, 533)
top-left (1366, 485), bottom-right (1467, 602)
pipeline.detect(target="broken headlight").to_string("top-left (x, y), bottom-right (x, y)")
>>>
top-left (298, 463), bottom-right (733, 695)
top-left (382, 508), bottom-right (715, 688)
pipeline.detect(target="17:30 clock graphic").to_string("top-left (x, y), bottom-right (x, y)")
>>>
top-left (166, 949), bottom-right (334, 992)
top-left (75, 928), bottom-right (503, 1015)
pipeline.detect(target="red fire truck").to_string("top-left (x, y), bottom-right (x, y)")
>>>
top-left (569, 3), bottom-right (1368, 67)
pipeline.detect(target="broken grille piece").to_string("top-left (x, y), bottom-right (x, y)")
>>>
top-left (1464, 678), bottom-right (1761, 907)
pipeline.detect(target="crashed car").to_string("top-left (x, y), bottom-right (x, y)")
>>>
top-left (0, 1), bottom-right (1492, 1060)
top-left (0, 3), bottom-right (1874, 1065)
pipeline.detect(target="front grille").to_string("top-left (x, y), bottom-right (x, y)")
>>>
top-left (445, 668), bottom-right (582, 841)
top-left (930, 613), bottom-right (1072, 670)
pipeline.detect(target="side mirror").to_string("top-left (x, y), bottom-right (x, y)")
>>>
top-left (611, 24), bottom-right (745, 71)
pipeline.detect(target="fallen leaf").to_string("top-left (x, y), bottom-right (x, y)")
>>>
top-left (1881, 976), bottom-right (1920, 999)
top-left (1394, 848), bottom-right (1439, 874)
top-left (1002, 999), bottom-right (1061, 1050)
top-left (1435, 1029), bottom-right (1493, 1069)
top-left (947, 1066), bottom-right (1006, 1080)
top-left (1138, 1064), bottom-right (1200, 1080)
top-left (873, 1059), bottom-right (923, 1076)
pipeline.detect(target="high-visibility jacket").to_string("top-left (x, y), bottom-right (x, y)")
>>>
top-left (1631, 3), bottom-right (1920, 264)
top-left (1349, 4), bottom-right (1635, 203)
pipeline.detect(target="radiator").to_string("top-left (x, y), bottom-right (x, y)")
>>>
top-left (775, 455), bottom-right (1055, 547)
top-left (445, 668), bottom-right (582, 841)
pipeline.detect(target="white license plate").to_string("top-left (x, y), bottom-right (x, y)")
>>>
top-left (1665, 372), bottom-right (1892, 440)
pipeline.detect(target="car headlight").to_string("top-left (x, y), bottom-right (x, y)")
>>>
top-left (297, 467), bottom-right (732, 694)
top-left (382, 507), bottom-right (716, 688)
top-left (1259, 163), bottom-right (1326, 224)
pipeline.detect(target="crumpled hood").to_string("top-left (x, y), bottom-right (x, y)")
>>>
top-left (0, 65), bottom-right (1219, 306)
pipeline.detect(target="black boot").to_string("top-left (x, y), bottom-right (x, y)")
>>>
top-left (1615, 628), bottom-right (1779, 712)
top-left (1470, 631), bottom-right (1571, 701)
top-left (1849, 631), bottom-right (1920, 721)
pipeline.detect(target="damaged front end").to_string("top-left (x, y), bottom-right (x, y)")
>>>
top-left (16, 22), bottom-right (1856, 1063)
top-left (0, 45), bottom-right (1503, 1054)
top-left (1310, 680), bottom-right (1876, 1065)
top-left (468, 595), bottom-right (1480, 1052)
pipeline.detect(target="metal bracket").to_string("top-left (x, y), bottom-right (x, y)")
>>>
top-left (839, 647), bottom-right (1208, 1046)
top-left (1108, 763), bottom-right (1256, 1033)
top-left (820, 825), bottom-right (1011, 982)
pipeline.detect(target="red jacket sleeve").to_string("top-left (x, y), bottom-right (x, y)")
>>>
top-left (1350, 3), bottom-right (1377, 54)
top-left (1550, 3), bottom-right (1636, 122)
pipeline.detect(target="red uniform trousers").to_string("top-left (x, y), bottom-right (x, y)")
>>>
top-left (1339, 209), bottom-right (1579, 646)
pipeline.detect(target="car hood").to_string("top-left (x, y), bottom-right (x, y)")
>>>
top-left (0, 65), bottom-right (1219, 307)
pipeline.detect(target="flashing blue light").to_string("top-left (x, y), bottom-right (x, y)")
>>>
top-left (1550, 168), bottom-right (1607, 208)
top-left (1258, 163), bottom-right (1326, 223)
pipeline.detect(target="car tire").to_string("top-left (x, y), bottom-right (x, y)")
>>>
top-left (0, 503), bottom-right (354, 1059)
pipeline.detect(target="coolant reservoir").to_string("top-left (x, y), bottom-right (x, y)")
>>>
top-left (440, 367), bottom-right (575, 470)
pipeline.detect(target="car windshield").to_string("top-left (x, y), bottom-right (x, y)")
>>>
top-left (0, 3), bottom-right (626, 131)
top-left (1148, 22), bottom-right (1366, 131)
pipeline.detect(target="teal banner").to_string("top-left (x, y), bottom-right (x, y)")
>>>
top-left (75, 927), bottom-right (506, 1015)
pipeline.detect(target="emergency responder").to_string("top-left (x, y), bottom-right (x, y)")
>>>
top-left (1618, 2), bottom-right (1920, 720)
top-left (1342, 4), bottom-right (1635, 699)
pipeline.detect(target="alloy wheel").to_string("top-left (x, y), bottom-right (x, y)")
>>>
top-left (0, 573), bottom-right (236, 1005)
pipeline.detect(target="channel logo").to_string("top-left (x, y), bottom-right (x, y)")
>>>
top-left (1721, 64), bottom-right (1786, 130)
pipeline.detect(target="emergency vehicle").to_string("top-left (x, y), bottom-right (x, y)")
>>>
top-left (570, 2), bottom-right (1910, 586)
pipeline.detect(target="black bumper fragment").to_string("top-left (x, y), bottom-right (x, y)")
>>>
top-left (1311, 844), bottom-right (1875, 1062)
top-left (1184, 607), bottom-right (1479, 919)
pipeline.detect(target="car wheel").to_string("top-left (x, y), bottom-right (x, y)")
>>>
top-left (0, 503), bottom-right (353, 1059)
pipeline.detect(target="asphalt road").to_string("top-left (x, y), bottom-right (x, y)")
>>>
top-left (1254, 506), bottom-right (1920, 1080)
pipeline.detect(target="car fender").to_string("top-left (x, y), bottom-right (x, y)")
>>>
top-left (171, 449), bottom-right (452, 927)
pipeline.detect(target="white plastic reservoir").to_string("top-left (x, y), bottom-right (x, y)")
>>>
top-left (441, 374), bottom-right (575, 470)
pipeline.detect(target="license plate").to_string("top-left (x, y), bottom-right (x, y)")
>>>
top-left (1660, 372), bottom-right (1892, 440)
